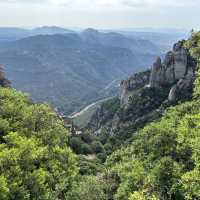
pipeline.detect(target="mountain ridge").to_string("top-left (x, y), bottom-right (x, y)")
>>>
top-left (0, 32), bottom-right (154, 114)
top-left (87, 39), bottom-right (196, 143)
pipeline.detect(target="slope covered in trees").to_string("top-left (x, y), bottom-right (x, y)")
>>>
top-left (87, 37), bottom-right (196, 156)
top-left (104, 31), bottom-right (200, 200)
top-left (0, 87), bottom-right (78, 199)
top-left (0, 32), bottom-right (200, 200)
top-left (67, 31), bottom-right (200, 200)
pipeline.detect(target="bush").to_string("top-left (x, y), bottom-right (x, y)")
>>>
top-left (97, 152), bottom-right (107, 162)
top-left (0, 88), bottom-right (78, 199)
top-left (66, 176), bottom-right (108, 200)
top-left (91, 141), bottom-right (105, 154)
top-left (81, 132), bottom-right (95, 143)
top-left (81, 143), bottom-right (92, 155)
top-left (70, 137), bottom-right (84, 154)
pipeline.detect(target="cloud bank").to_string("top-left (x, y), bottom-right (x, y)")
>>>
top-left (3, 0), bottom-right (200, 7)
top-left (0, 0), bottom-right (199, 29)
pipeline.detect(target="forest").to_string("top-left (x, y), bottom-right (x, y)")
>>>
top-left (0, 32), bottom-right (200, 200)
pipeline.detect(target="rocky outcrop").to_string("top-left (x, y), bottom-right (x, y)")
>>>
top-left (120, 70), bottom-right (150, 105)
top-left (149, 41), bottom-right (194, 88)
top-left (168, 73), bottom-right (194, 101)
top-left (141, 41), bottom-right (195, 102)
top-left (88, 40), bottom-right (196, 139)
top-left (120, 41), bottom-right (195, 106)
top-left (0, 65), bottom-right (10, 87)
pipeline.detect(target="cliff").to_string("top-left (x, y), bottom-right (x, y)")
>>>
top-left (150, 41), bottom-right (196, 101)
top-left (120, 40), bottom-right (196, 105)
top-left (88, 40), bottom-right (196, 141)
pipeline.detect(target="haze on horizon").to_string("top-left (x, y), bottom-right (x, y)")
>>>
top-left (0, 0), bottom-right (200, 30)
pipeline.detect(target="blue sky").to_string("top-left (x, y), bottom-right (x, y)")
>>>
top-left (0, 0), bottom-right (200, 29)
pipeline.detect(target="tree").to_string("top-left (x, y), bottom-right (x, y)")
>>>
top-left (70, 137), bottom-right (84, 154)
top-left (0, 88), bottom-right (78, 199)
top-left (185, 31), bottom-right (200, 99)
top-left (91, 141), bottom-right (105, 154)
top-left (66, 176), bottom-right (108, 200)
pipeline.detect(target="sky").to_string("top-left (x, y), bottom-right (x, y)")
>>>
top-left (0, 0), bottom-right (200, 30)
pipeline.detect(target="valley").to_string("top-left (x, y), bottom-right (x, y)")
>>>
top-left (0, 27), bottom-right (187, 116)
top-left (1, 24), bottom-right (200, 200)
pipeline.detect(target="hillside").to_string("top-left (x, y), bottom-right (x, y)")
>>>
top-left (65, 31), bottom-right (200, 200)
top-left (0, 26), bottom-right (74, 43)
top-left (0, 31), bottom-right (162, 114)
top-left (0, 32), bottom-right (200, 200)
top-left (104, 31), bottom-right (200, 200)
top-left (87, 38), bottom-right (196, 149)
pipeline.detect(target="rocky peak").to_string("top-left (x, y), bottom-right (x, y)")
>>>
top-left (120, 40), bottom-right (196, 105)
top-left (88, 40), bottom-right (197, 139)
top-left (149, 40), bottom-right (190, 88)
top-left (150, 40), bottom-right (196, 101)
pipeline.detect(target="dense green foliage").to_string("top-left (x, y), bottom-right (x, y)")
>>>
top-left (66, 175), bottom-right (108, 200)
top-left (69, 132), bottom-right (108, 175)
top-left (70, 133), bottom-right (106, 160)
top-left (1, 32), bottom-right (200, 200)
top-left (103, 31), bottom-right (200, 200)
top-left (0, 88), bottom-right (78, 199)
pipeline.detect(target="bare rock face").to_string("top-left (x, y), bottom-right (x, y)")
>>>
top-left (88, 40), bottom-right (196, 137)
top-left (172, 42), bottom-right (188, 79)
top-left (120, 41), bottom-right (196, 106)
top-left (148, 41), bottom-right (196, 102)
top-left (149, 41), bottom-right (190, 88)
top-left (149, 57), bottom-right (165, 87)
top-left (168, 72), bottom-right (194, 101)
top-left (120, 70), bottom-right (150, 105)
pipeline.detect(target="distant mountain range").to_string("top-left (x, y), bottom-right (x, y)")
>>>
top-left (0, 26), bottom-right (74, 43)
top-left (0, 27), bottom-right (186, 114)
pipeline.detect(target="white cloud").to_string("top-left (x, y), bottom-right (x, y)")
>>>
top-left (0, 0), bottom-right (200, 29)
top-left (1, 0), bottom-right (200, 8)
top-left (120, 0), bottom-right (200, 8)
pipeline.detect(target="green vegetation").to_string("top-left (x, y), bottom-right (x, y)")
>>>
top-left (1, 32), bottom-right (200, 200)
top-left (69, 132), bottom-right (108, 166)
top-left (66, 175), bottom-right (108, 200)
top-left (68, 31), bottom-right (200, 200)
top-left (103, 31), bottom-right (200, 200)
top-left (0, 88), bottom-right (78, 199)
top-left (0, 32), bottom-right (152, 115)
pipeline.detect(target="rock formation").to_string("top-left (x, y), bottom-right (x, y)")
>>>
top-left (120, 40), bottom-right (196, 105)
top-left (149, 41), bottom-right (196, 101)
top-left (88, 40), bottom-right (196, 138)
top-left (120, 70), bottom-right (150, 105)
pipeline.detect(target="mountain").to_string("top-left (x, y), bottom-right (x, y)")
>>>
top-left (30, 26), bottom-right (74, 35)
top-left (0, 28), bottom-right (165, 114)
top-left (67, 33), bottom-right (200, 200)
top-left (119, 30), bottom-right (189, 52)
top-left (0, 27), bottom-right (28, 43)
top-left (0, 33), bottom-right (154, 114)
top-left (1, 30), bottom-right (200, 200)
top-left (87, 40), bottom-right (196, 143)
top-left (80, 28), bottom-right (161, 66)
top-left (0, 26), bottom-right (74, 43)
top-left (81, 28), bottom-right (160, 53)
top-left (103, 32), bottom-right (200, 200)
